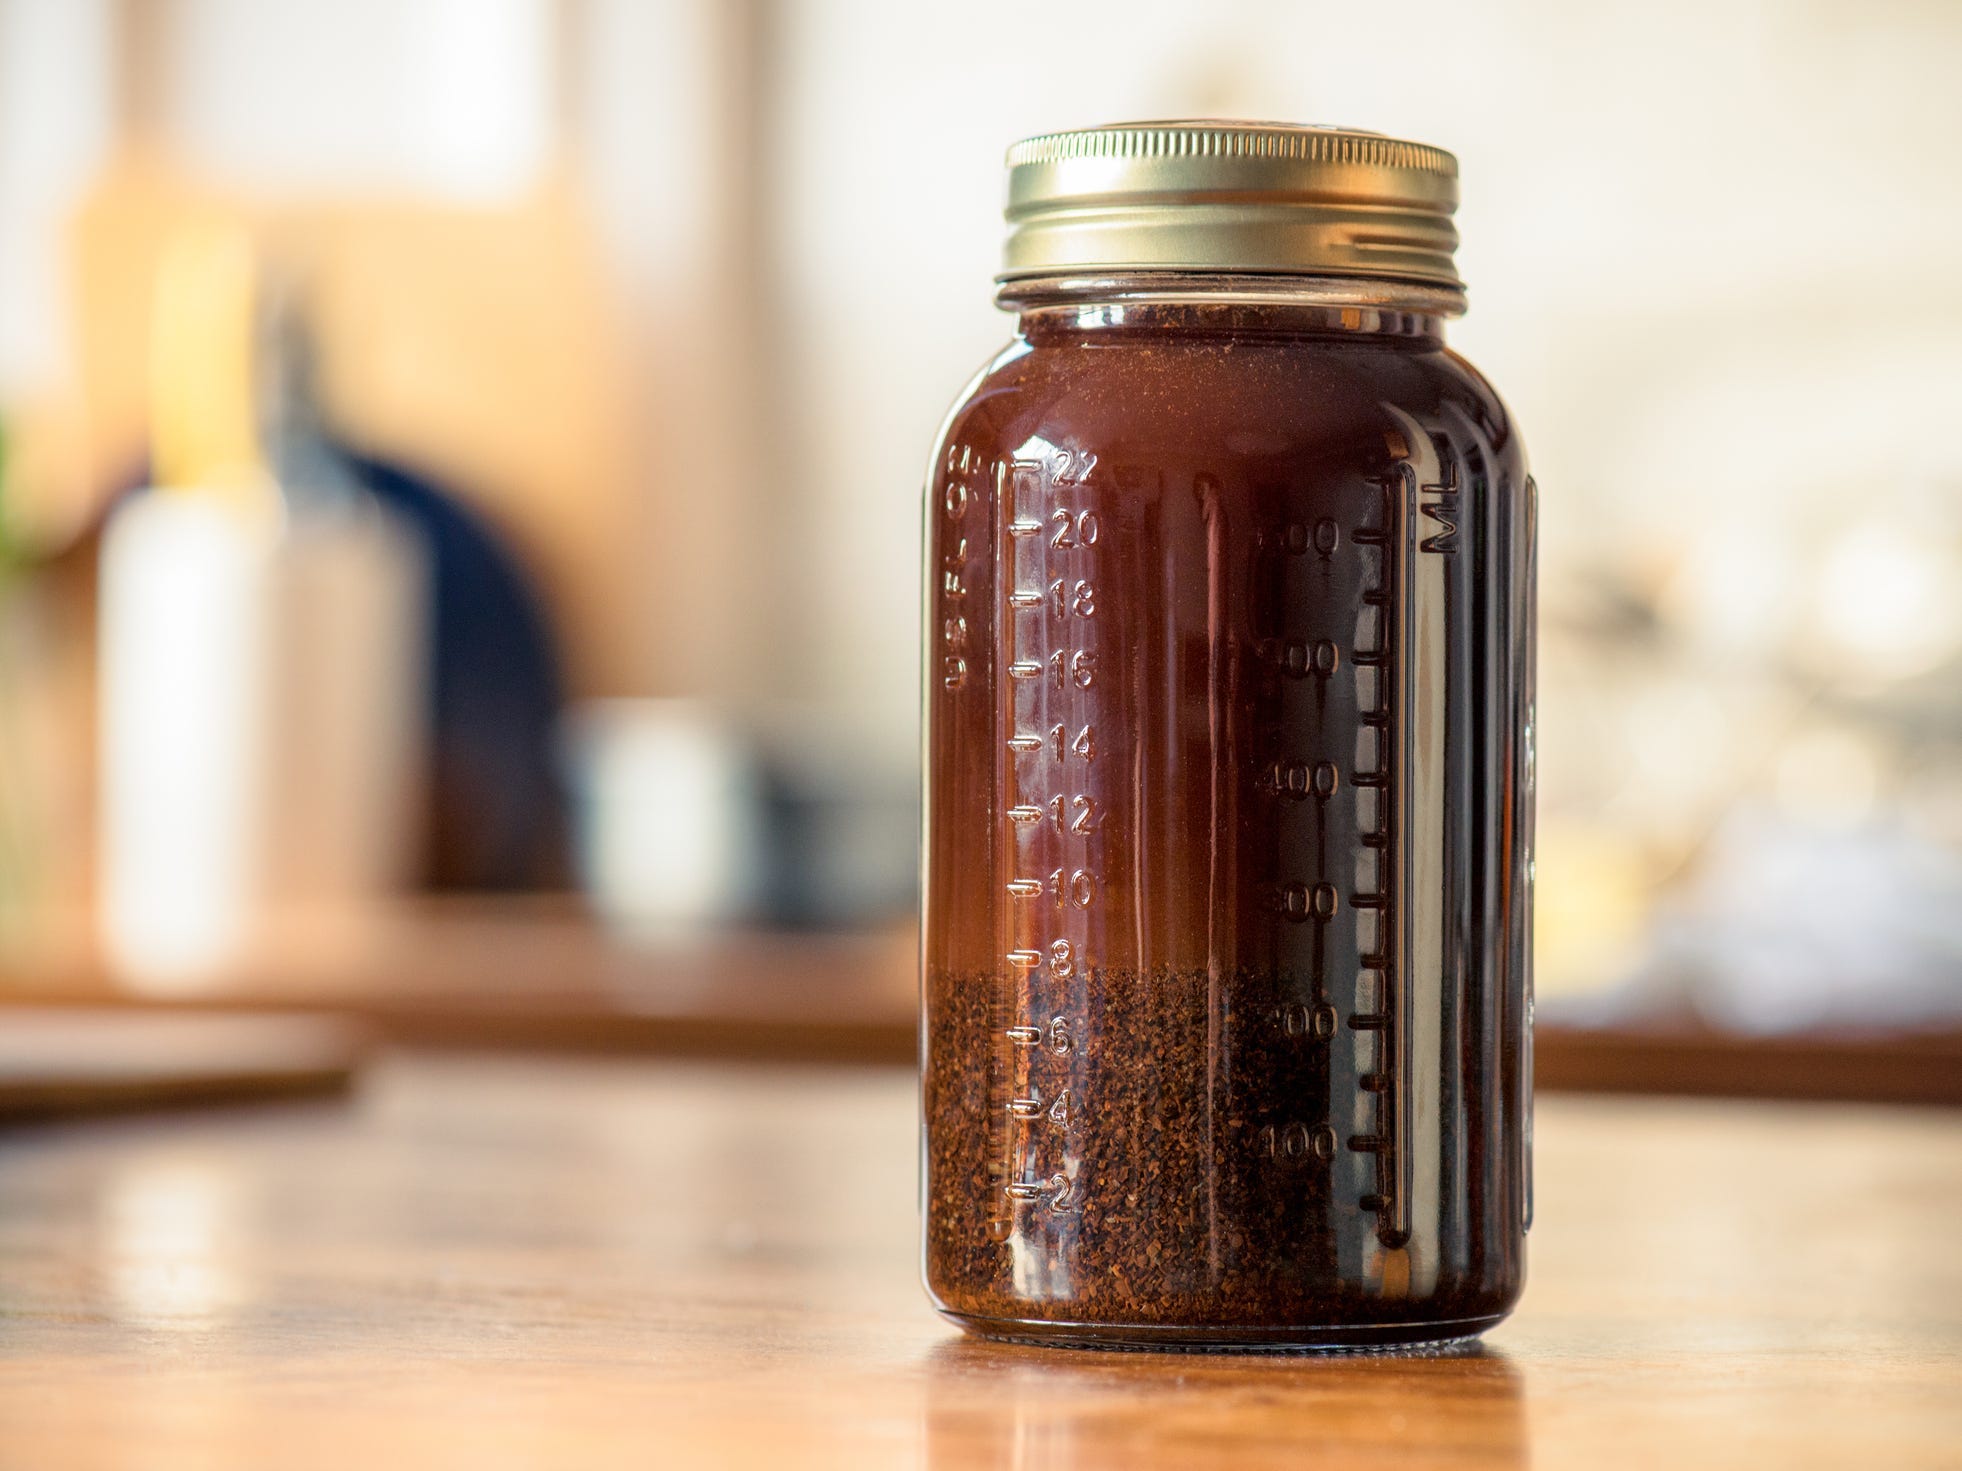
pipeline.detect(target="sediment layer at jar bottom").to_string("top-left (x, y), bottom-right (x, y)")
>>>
top-left (924, 964), bottom-right (1523, 1341)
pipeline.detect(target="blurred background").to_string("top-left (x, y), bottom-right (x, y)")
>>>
top-left (1, 0), bottom-right (1959, 1106)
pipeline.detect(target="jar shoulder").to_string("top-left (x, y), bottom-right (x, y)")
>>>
top-left (924, 337), bottom-right (1036, 482)
top-left (931, 332), bottom-right (1527, 495)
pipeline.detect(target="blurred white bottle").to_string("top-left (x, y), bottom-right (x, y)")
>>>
top-left (98, 490), bottom-right (426, 990)
top-left (97, 223), bottom-right (425, 991)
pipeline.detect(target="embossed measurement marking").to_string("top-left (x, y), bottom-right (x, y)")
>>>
top-left (1251, 459), bottom-right (1412, 1249)
top-left (988, 448), bottom-right (1101, 1245)
top-left (1354, 456), bottom-right (1413, 1249)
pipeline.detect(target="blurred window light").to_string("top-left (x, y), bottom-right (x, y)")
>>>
top-left (167, 0), bottom-right (553, 201)
top-left (1773, 727), bottom-right (1881, 827)
top-left (0, 0), bottom-right (114, 395)
top-left (1660, 519), bottom-right (1802, 661)
top-left (1811, 521), bottom-right (1962, 683)
top-left (413, 0), bottom-right (556, 201)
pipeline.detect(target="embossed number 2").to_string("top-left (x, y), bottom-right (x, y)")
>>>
top-left (1045, 1172), bottom-right (1080, 1213)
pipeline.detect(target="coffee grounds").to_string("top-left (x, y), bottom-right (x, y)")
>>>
top-left (924, 964), bottom-right (1515, 1342)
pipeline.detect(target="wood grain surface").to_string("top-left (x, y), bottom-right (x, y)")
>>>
top-left (0, 1010), bottom-right (363, 1119)
top-left (0, 1053), bottom-right (1955, 1467)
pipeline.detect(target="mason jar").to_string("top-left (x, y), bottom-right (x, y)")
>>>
top-left (922, 122), bottom-right (1535, 1350)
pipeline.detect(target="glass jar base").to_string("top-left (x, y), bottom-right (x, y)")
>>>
top-left (939, 1310), bottom-right (1505, 1355)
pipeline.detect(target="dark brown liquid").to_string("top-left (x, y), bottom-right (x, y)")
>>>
top-left (922, 296), bottom-right (1534, 1348)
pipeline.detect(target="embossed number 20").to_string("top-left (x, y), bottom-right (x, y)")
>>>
top-left (1049, 509), bottom-right (1100, 549)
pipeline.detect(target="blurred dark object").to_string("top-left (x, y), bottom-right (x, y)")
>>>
top-left (261, 290), bottom-right (571, 892)
top-left (350, 452), bottom-right (572, 891)
top-left (758, 771), bottom-right (917, 929)
top-left (755, 712), bottom-right (917, 929)
top-left (0, 1009), bottom-right (363, 1120)
top-left (98, 423), bottom-right (573, 896)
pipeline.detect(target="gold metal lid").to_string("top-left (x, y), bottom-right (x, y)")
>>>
top-left (1001, 122), bottom-right (1462, 291)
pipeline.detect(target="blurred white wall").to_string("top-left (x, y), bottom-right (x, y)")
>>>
top-left (4, 0), bottom-right (1960, 888)
top-left (164, 0), bottom-right (555, 201)
top-left (762, 0), bottom-right (1962, 751)
top-left (0, 0), bottom-right (113, 397)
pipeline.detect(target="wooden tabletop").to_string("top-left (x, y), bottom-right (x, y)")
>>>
top-left (0, 1010), bottom-right (364, 1119)
top-left (0, 1055), bottom-right (1956, 1467)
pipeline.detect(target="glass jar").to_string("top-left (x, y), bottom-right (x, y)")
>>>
top-left (922, 123), bottom-right (1535, 1350)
